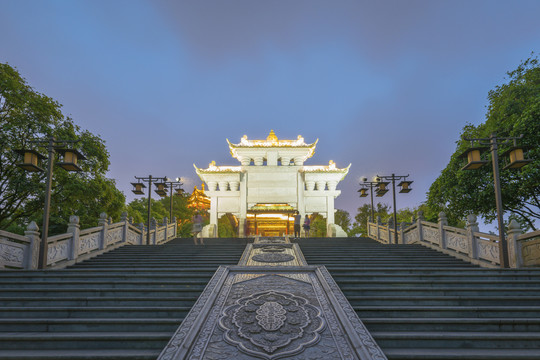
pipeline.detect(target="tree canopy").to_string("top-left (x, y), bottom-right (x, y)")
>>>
top-left (426, 56), bottom-right (540, 230)
top-left (0, 63), bottom-right (125, 234)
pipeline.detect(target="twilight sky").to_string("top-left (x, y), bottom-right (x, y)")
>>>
top-left (2, 0), bottom-right (539, 229)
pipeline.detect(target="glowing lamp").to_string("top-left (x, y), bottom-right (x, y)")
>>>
top-left (131, 182), bottom-right (146, 195)
top-left (458, 147), bottom-right (488, 170)
top-left (14, 149), bottom-right (45, 172)
top-left (358, 188), bottom-right (368, 197)
top-left (154, 182), bottom-right (167, 197)
top-left (502, 146), bottom-right (532, 170)
top-left (376, 181), bottom-right (390, 197)
top-left (56, 149), bottom-right (86, 172)
top-left (398, 180), bottom-right (413, 193)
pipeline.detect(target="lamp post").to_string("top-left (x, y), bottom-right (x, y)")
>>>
top-left (14, 136), bottom-right (86, 269)
top-left (163, 178), bottom-right (184, 223)
top-left (358, 177), bottom-right (378, 221)
top-left (131, 175), bottom-right (167, 245)
top-left (460, 133), bottom-right (531, 268)
top-left (375, 174), bottom-right (413, 244)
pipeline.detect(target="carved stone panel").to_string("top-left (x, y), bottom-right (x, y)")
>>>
top-left (158, 266), bottom-right (387, 360)
top-left (0, 243), bottom-right (24, 266)
top-left (79, 233), bottom-right (100, 254)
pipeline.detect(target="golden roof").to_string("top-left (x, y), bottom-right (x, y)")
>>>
top-left (187, 184), bottom-right (210, 210)
top-left (227, 130), bottom-right (318, 149)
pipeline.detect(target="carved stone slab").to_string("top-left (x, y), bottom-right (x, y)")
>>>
top-left (238, 237), bottom-right (308, 266)
top-left (158, 266), bottom-right (387, 360)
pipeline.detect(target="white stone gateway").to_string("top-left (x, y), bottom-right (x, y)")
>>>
top-left (194, 131), bottom-right (350, 237)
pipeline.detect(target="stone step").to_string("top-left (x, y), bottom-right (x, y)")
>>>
top-left (354, 305), bottom-right (540, 318)
top-left (382, 348), bottom-right (540, 360)
top-left (0, 332), bottom-right (172, 350)
top-left (0, 280), bottom-right (209, 289)
top-left (0, 288), bottom-right (206, 297)
top-left (362, 317), bottom-right (540, 332)
top-left (0, 306), bottom-right (191, 318)
top-left (0, 318), bottom-right (182, 332)
top-left (0, 349), bottom-right (160, 360)
top-left (341, 287), bottom-right (540, 296)
top-left (0, 296), bottom-right (198, 307)
top-left (347, 295), bottom-right (540, 306)
top-left (373, 331), bottom-right (540, 349)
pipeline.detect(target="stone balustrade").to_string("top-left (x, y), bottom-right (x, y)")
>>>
top-left (0, 212), bottom-right (177, 270)
top-left (367, 211), bottom-right (540, 268)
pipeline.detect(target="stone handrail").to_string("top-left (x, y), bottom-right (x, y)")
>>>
top-left (367, 211), bottom-right (540, 268)
top-left (0, 212), bottom-right (178, 270)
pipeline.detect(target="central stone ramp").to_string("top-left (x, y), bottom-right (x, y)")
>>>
top-left (158, 237), bottom-right (386, 360)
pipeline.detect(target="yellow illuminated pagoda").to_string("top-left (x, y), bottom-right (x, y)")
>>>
top-left (187, 184), bottom-right (211, 212)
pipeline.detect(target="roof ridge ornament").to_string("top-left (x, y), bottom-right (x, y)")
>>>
top-left (267, 129), bottom-right (278, 142)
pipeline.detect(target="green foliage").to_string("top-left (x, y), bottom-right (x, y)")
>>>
top-left (125, 192), bottom-right (195, 237)
top-left (350, 203), bottom-right (391, 237)
top-left (310, 213), bottom-right (327, 237)
top-left (334, 209), bottom-right (352, 235)
top-left (0, 63), bottom-right (125, 234)
top-left (426, 55), bottom-right (540, 231)
top-left (218, 215), bottom-right (236, 238)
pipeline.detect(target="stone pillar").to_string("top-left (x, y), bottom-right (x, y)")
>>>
top-left (466, 214), bottom-right (479, 259)
top-left (254, 156), bottom-right (264, 166)
top-left (326, 195), bottom-right (335, 226)
top-left (229, 181), bottom-right (240, 191)
top-left (507, 219), bottom-right (523, 268)
top-left (305, 181), bottom-right (315, 191)
top-left (210, 197), bottom-right (218, 234)
top-left (207, 181), bottom-right (218, 191)
top-left (293, 157), bottom-right (304, 166)
top-left (280, 156), bottom-right (291, 166)
top-left (24, 221), bottom-right (40, 270)
top-left (218, 181), bottom-right (228, 191)
top-left (416, 210), bottom-right (424, 243)
top-left (316, 181), bottom-right (326, 191)
top-left (121, 212), bottom-right (129, 244)
top-left (238, 217), bottom-right (246, 238)
top-left (151, 217), bottom-right (157, 245)
top-left (438, 211), bottom-right (448, 250)
top-left (67, 215), bottom-right (80, 261)
top-left (138, 223), bottom-right (145, 245)
top-left (98, 213), bottom-right (108, 250)
top-left (239, 172), bottom-right (247, 238)
top-left (162, 217), bottom-right (168, 242)
top-left (172, 217), bottom-right (178, 239)
top-left (376, 216), bottom-right (381, 242)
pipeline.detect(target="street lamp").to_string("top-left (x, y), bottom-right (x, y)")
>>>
top-left (14, 136), bottom-right (86, 269)
top-left (459, 133), bottom-right (531, 268)
top-left (375, 174), bottom-right (413, 244)
top-left (163, 178), bottom-right (184, 223)
top-left (131, 175), bottom-right (167, 245)
top-left (358, 177), bottom-right (379, 221)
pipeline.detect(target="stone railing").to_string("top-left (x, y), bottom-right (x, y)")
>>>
top-left (0, 212), bottom-right (177, 270)
top-left (367, 211), bottom-right (540, 268)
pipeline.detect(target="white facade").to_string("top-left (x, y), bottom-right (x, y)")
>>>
top-left (194, 131), bottom-right (350, 237)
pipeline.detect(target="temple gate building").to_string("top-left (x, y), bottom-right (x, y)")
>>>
top-left (194, 131), bottom-right (350, 237)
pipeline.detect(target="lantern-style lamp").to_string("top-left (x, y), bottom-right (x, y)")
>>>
top-left (56, 149), bottom-right (86, 172)
top-left (502, 146), bottom-right (532, 170)
top-left (176, 187), bottom-right (184, 196)
top-left (376, 181), bottom-right (390, 197)
top-left (154, 182), bottom-right (167, 197)
top-left (398, 180), bottom-right (413, 193)
top-left (458, 146), bottom-right (488, 170)
top-left (14, 149), bottom-right (46, 172)
top-left (131, 182), bottom-right (146, 195)
top-left (358, 187), bottom-right (369, 197)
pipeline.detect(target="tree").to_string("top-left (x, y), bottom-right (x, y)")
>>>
top-left (426, 55), bottom-right (540, 230)
top-left (310, 213), bottom-right (327, 237)
top-left (0, 63), bottom-right (125, 234)
top-left (334, 209), bottom-right (352, 235)
top-left (350, 203), bottom-right (391, 237)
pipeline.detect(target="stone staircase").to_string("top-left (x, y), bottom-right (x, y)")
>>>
top-left (295, 237), bottom-right (540, 360)
top-left (0, 238), bottom-right (249, 360)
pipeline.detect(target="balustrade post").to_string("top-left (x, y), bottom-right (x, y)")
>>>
top-left (67, 215), bottom-right (80, 261)
top-left (138, 223), bottom-right (145, 245)
top-left (399, 223), bottom-right (405, 244)
top-left (417, 210), bottom-right (424, 243)
top-left (151, 217), bottom-right (157, 245)
top-left (172, 217), bottom-right (177, 238)
top-left (507, 219), bottom-right (523, 268)
top-left (376, 216), bottom-right (381, 242)
top-left (438, 212), bottom-right (448, 249)
top-left (24, 221), bottom-right (40, 269)
top-left (121, 212), bottom-right (129, 244)
top-left (98, 213), bottom-right (108, 250)
top-left (466, 214), bottom-right (479, 259)
top-left (162, 217), bottom-right (168, 243)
